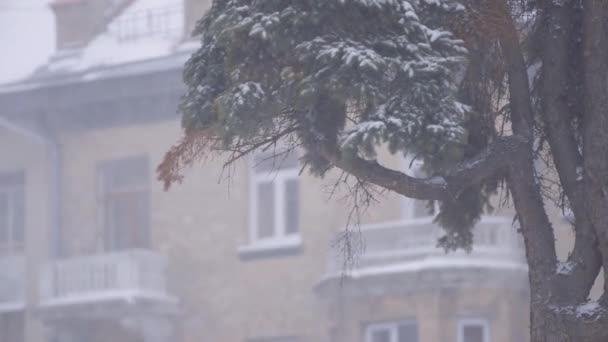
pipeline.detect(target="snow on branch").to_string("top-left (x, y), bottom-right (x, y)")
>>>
top-left (318, 135), bottom-right (527, 200)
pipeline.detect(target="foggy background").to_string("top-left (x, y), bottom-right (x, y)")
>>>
top-left (0, 1), bottom-right (561, 342)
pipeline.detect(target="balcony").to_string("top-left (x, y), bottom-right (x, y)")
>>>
top-left (0, 255), bottom-right (25, 312)
top-left (39, 249), bottom-right (176, 310)
top-left (326, 217), bottom-right (527, 279)
top-left (107, 4), bottom-right (184, 42)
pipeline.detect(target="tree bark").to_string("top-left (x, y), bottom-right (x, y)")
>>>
top-left (582, 0), bottom-right (608, 300)
top-left (538, 0), bottom-right (602, 303)
top-left (317, 135), bottom-right (526, 201)
top-left (497, 1), bottom-right (608, 340)
top-left (325, 1), bottom-right (608, 340)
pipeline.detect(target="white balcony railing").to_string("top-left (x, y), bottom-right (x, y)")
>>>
top-left (327, 217), bottom-right (526, 276)
top-left (108, 4), bottom-right (184, 42)
top-left (0, 255), bottom-right (25, 311)
top-left (40, 249), bottom-right (174, 306)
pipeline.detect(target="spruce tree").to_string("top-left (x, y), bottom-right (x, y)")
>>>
top-left (160, 1), bottom-right (608, 340)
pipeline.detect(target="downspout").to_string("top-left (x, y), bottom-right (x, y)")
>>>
top-left (47, 140), bottom-right (63, 258)
top-left (0, 116), bottom-right (62, 257)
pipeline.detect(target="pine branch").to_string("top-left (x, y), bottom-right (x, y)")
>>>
top-left (317, 135), bottom-right (526, 201)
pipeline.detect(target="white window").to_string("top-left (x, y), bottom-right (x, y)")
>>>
top-left (98, 156), bottom-right (149, 251)
top-left (0, 172), bottom-right (25, 255)
top-left (365, 321), bottom-right (418, 342)
top-left (401, 155), bottom-right (439, 219)
top-left (249, 150), bottom-right (300, 246)
top-left (458, 319), bottom-right (490, 342)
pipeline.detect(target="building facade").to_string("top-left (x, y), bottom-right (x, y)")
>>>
top-left (0, 1), bottom-right (574, 341)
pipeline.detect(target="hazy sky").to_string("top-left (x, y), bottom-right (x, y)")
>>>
top-left (0, 0), bottom-right (55, 84)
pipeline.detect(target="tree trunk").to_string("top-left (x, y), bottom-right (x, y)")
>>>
top-left (507, 1), bottom-right (608, 341)
top-left (583, 0), bottom-right (608, 299)
top-left (528, 299), bottom-right (608, 342)
top-left (530, 304), bottom-right (570, 342)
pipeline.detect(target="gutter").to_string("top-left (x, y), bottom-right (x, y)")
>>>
top-left (0, 48), bottom-right (194, 95)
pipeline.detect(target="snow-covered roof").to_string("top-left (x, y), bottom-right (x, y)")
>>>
top-left (0, 48), bottom-right (194, 94)
top-left (42, 0), bottom-right (186, 75)
top-left (1, 0), bottom-right (199, 92)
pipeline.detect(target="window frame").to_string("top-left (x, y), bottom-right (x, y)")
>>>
top-left (457, 319), bottom-right (490, 342)
top-left (248, 150), bottom-right (300, 247)
top-left (97, 156), bottom-right (150, 251)
top-left (365, 320), bottom-right (418, 342)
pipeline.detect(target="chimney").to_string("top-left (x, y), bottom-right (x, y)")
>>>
top-left (49, 0), bottom-right (128, 50)
top-left (184, 0), bottom-right (212, 38)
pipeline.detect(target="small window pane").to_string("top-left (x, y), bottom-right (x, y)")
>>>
top-left (100, 157), bottom-right (149, 251)
top-left (285, 178), bottom-right (299, 235)
top-left (105, 192), bottom-right (149, 250)
top-left (463, 325), bottom-right (484, 342)
top-left (370, 329), bottom-right (391, 342)
top-left (257, 182), bottom-right (275, 239)
top-left (398, 324), bottom-right (418, 342)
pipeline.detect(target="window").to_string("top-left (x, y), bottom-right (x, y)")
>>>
top-left (365, 321), bottom-right (418, 342)
top-left (401, 155), bottom-right (438, 219)
top-left (98, 156), bottom-right (149, 251)
top-left (0, 171), bottom-right (25, 255)
top-left (458, 319), bottom-right (490, 342)
top-left (249, 150), bottom-right (300, 245)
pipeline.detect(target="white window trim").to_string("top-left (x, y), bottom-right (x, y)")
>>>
top-left (457, 319), bottom-right (490, 342)
top-left (365, 320), bottom-right (418, 342)
top-left (248, 152), bottom-right (300, 247)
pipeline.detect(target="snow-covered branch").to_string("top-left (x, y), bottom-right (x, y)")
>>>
top-left (318, 135), bottom-right (526, 201)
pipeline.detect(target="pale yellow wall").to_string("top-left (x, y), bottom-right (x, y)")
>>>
top-left (58, 118), bottom-right (362, 342)
top-left (326, 285), bottom-right (529, 342)
top-left (55, 114), bottom-right (538, 342)
top-left (48, 112), bottom-right (587, 342)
